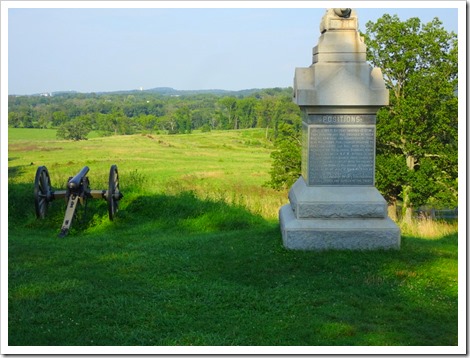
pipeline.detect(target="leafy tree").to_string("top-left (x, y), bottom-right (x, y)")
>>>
top-left (255, 97), bottom-right (277, 139)
top-left (364, 15), bottom-right (458, 220)
top-left (116, 115), bottom-right (137, 135)
top-left (56, 116), bottom-right (92, 140)
top-left (237, 97), bottom-right (257, 129)
top-left (218, 97), bottom-right (238, 129)
top-left (266, 101), bottom-right (302, 189)
top-left (52, 111), bottom-right (67, 126)
top-left (95, 113), bottom-right (114, 135)
top-left (174, 106), bottom-right (192, 134)
top-left (22, 111), bottom-right (34, 128)
top-left (96, 109), bottom-right (135, 135)
top-left (148, 100), bottom-right (165, 117)
top-left (8, 111), bottom-right (21, 128)
top-left (136, 114), bottom-right (157, 132)
top-left (191, 108), bottom-right (212, 129)
top-left (267, 132), bottom-right (301, 190)
top-left (33, 104), bottom-right (53, 129)
top-left (154, 114), bottom-right (174, 133)
top-left (269, 99), bottom-right (300, 142)
top-left (37, 114), bottom-right (51, 129)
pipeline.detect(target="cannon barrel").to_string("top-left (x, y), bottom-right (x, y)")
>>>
top-left (68, 166), bottom-right (90, 190)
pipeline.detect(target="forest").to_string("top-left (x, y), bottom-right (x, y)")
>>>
top-left (7, 87), bottom-right (299, 138)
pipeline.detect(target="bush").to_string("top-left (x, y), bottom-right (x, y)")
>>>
top-left (200, 124), bottom-right (212, 133)
top-left (266, 140), bottom-right (301, 190)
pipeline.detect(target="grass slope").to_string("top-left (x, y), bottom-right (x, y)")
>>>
top-left (8, 129), bottom-right (458, 347)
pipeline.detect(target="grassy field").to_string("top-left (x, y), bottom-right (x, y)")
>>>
top-left (8, 128), bottom-right (283, 218)
top-left (7, 128), bottom-right (458, 348)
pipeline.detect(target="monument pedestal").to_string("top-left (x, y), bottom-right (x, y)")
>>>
top-left (280, 8), bottom-right (400, 250)
top-left (280, 178), bottom-right (400, 250)
top-left (288, 178), bottom-right (387, 219)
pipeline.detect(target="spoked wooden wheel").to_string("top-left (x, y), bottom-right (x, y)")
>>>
top-left (107, 165), bottom-right (121, 221)
top-left (34, 166), bottom-right (52, 219)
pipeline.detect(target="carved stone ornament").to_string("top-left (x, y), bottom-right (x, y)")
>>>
top-left (320, 8), bottom-right (358, 33)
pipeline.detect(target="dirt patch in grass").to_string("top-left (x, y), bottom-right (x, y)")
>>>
top-left (181, 171), bottom-right (226, 181)
top-left (9, 144), bottom-right (63, 152)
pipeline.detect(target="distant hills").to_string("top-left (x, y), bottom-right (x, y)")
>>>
top-left (35, 87), bottom-right (280, 97)
top-left (141, 87), bottom-right (265, 96)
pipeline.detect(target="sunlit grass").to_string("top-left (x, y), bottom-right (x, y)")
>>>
top-left (8, 128), bottom-right (285, 219)
top-left (399, 218), bottom-right (458, 239)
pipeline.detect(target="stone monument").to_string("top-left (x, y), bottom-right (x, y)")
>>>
top-left (279, 8), bottom-right (401, 250)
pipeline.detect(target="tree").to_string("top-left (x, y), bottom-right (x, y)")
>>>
top-left (267, 130), bottom-right (301, 190)
top-left (255, 97), bottom-right (277, 139)
top-left (8, 111), bottom-right (21, 128)
top-left (265, 100), bottom-right (302, 189)
top-left (364, 15), bottom-right (458, 220)
top-left (174, 106), bottom-right (192, 134)
top-left (52, 111), bottom-right (67, 127)
top-left (56, 115), bottom-right (92, 140)
top-left (136, 114), bottom-right (157, 132)
top-left (95, 109), bottom-right (135, 135)
top-left (95, 113), bottom-right (115, 136)
top-left (218, 97), bottom-right (238, 129)
top-left (37, 114), bottom-right (51, 129)
top-left (191, 108), bottom-right (212, 129)
top-left (237, 97), bottom-right (257, 129)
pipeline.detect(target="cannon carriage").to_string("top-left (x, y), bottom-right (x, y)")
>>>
top-left (34, 164), bottom-right (123, 237)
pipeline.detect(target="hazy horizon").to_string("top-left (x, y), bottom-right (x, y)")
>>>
top-left (4, 2), bottom-right (462, 95)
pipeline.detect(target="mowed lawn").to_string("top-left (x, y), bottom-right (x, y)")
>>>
top-left (7, 128), bottom-right (458, 348)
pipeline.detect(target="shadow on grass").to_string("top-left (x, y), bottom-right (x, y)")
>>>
top-left (121, 190), bottom-right (268, 233)
top-left (8, 163), bottom-right (27, 180)
top-left (8, 184), bottom-right (458, 347)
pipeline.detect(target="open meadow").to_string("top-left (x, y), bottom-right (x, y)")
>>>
top-left (8, 128), bottom-right (458, 347)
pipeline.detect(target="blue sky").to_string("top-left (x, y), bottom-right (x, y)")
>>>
top-left (4, 2), bottom-right (462, 95)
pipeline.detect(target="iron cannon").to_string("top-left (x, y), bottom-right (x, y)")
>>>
top-left (34, 165), bottom-right (123, 237)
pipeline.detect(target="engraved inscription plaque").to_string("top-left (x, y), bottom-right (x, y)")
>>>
top-left (307, 114), bottom-right (376, 125)
top-left (307, 125), bottom-right (375, 185)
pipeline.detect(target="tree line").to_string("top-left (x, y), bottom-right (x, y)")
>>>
top-left (8, 87), bottom-right (298, 138)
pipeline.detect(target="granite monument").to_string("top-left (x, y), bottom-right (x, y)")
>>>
top-left (279, 8), bottom-right (401, 250)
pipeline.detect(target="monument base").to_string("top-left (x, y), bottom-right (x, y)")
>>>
top-left (279, 204), bottom-right (400, 250)
top-left (288, 178), bottom-right (388, 219)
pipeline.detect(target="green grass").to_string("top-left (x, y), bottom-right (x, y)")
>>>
top-left (8, 127), bottom-right (101, 141)
top-left (8, 128), bottom-right (458, 347)
top-left (9, 128), bottom-right (283, 218)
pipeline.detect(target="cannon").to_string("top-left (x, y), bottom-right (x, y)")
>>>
top-left (34, 164), bottom-right (123, 238)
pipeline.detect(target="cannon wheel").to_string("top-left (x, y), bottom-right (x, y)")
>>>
top-left (34, 166), bottom-right (52, 219)
top-left (107, 165), bottom-right (120, 220)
